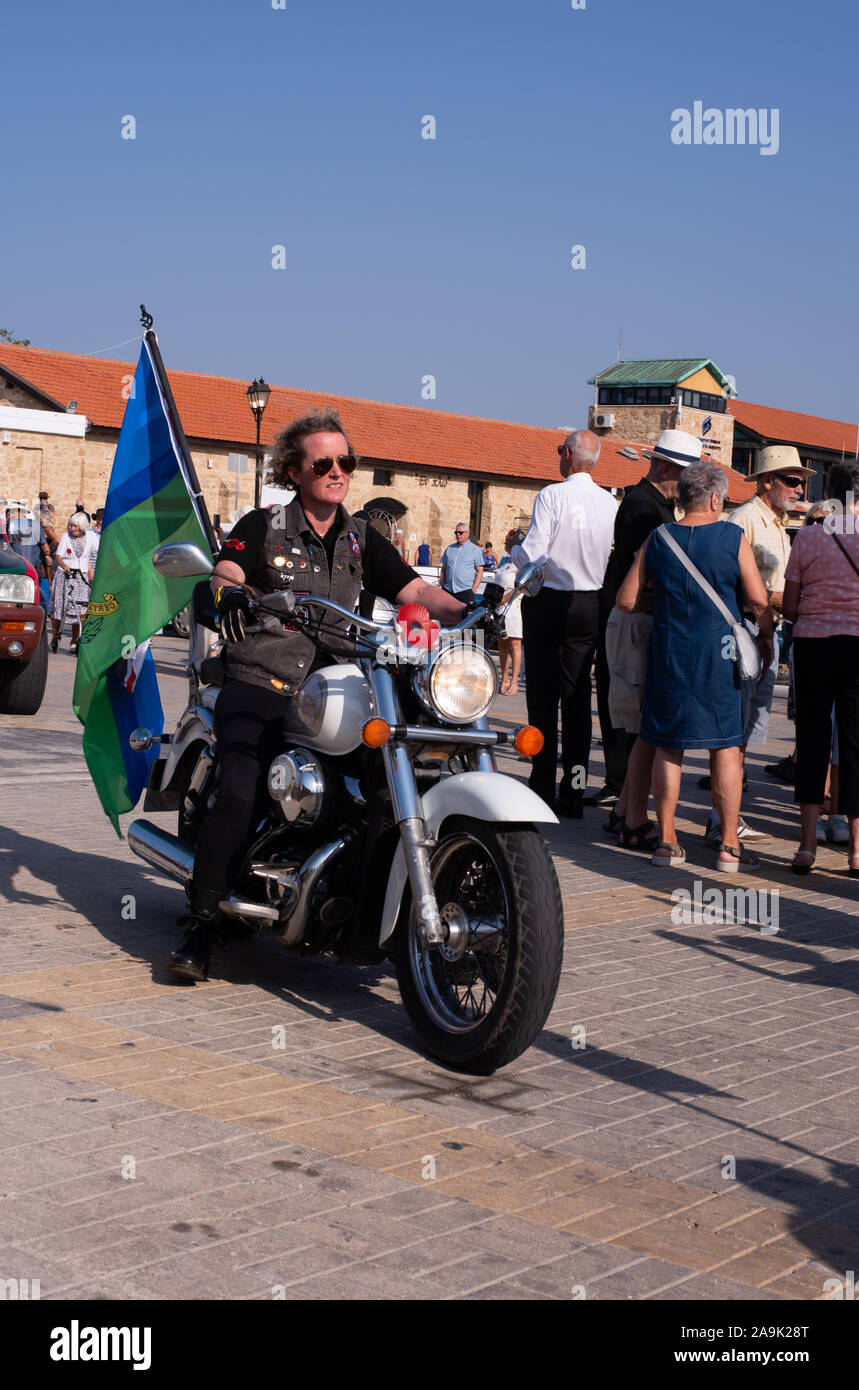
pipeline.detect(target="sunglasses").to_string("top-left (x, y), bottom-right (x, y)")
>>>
top-left (310, 454), bottom-right (357, 477)
top-left (776, 474), bottom-right (804, 488)
top-left (454, 529), bottom-right (468, 535)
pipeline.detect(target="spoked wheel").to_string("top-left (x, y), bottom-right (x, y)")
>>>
top-left (395, 817), bottom-right (563, 1073)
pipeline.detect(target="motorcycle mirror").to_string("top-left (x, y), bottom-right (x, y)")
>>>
top-left (515, 562), bottom-right (544, 597)
top-left (482, 582), bottom-right (505, 609)
top-left (152, 543), bottom-right (214, 577)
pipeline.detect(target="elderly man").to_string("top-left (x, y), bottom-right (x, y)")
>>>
top-left (704, 444), bottom-right (815, 849)
top-left (514, 429), bottom-right (617, 814)
top-left (440, 523), bottom-right (484, 603)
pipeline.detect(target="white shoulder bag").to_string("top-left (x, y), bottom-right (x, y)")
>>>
top-left (656, 525), bottom-right (762, 682)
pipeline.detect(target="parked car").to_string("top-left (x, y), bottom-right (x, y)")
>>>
top-left (0, 546), bottom-right (48, 714)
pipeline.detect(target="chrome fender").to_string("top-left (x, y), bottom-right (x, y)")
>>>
top-left (378, 771), bottom-right (557, 945)
top-left (159, 705), bottom-right (215, 790)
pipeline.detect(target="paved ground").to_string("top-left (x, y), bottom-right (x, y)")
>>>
top-left (0, 635), bottom-right (858, 1301)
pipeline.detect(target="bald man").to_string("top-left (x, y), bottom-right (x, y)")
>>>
top-left (513, 429), bottom-right (618, 814)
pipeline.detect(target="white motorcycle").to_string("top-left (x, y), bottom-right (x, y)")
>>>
top-left (128, 544), bottom-right (563, 1074)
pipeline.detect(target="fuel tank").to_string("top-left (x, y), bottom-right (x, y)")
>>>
top-left (283, 663), bottom-right (373, 754)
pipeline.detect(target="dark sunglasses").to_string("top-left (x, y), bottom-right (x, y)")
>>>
top-left (454, 528), bottom-right (468, 534)
top-left (310, 454), bottom-right (357, 477)
top-left (776, 474), bottom-right (804, 488)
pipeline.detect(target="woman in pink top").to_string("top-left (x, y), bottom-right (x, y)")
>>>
top-left (783, 462), bottom-right (859, 874)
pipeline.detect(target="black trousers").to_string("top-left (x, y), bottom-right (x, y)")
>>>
top-left (191, 679), bottom-right (289, 914)
top-left (793, 635), bottom-right (859, 815)
top-left (522, 588), bottom-right (599, 803)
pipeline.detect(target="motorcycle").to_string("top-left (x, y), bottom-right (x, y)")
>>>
top-left (127, 543), bottom-right (564, 1074)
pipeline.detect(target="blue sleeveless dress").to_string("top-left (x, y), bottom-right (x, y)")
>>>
top-left (640, 522), bottom-right (744, 750)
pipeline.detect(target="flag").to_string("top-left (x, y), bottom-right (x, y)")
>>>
top-left (73, 336), bottom-right (211, 833)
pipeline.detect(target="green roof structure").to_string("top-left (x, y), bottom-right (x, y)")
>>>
top-left (588, 359), bottom-right (736, 395)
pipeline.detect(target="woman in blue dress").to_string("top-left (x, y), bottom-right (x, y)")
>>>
top-left (616, 462), bottom-right (773, 871)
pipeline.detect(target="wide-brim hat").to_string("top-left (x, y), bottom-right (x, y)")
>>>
top-left (748, 444), bottom-right (816, 480)
top-left (643, 429), bottom-right (702, 468)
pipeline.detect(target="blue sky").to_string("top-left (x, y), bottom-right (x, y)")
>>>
top-left (3, 0), bottom-right (857, 429)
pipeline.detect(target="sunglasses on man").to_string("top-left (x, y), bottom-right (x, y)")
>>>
top-left (309, 454), bottom-right (358, 477)
top-left (454, 528), bottom-right (468, 535)
top-left (775, 474), bottom-right (805, 488)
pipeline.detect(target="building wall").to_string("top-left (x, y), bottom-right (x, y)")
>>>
top-left (587, 401), bottom-right (735, 461)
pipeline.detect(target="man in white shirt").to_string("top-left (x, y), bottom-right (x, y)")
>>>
top-left (514, 429), bottom-right (617, 813)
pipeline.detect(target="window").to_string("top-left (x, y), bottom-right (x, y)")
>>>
top-left (372, 468), bottom-right (391, 486)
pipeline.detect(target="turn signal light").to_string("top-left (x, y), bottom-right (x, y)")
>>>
top-left (514, 725), bottom-right (543, 758)
top-left (362, 718), bottom-right (392, 748)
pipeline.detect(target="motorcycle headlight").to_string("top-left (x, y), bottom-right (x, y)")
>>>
top-left (423, 643), bottom-right (498, 723)
top-left (0, 574), bottom-right (37, 603)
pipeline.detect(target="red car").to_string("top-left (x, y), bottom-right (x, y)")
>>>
top-left (0, 544), bottom-right (48, 714)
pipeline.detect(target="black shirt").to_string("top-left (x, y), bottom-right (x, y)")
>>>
top-left (603, 477), bottom-right (676, 605)
top-left (216, 506), bottom-right (417, 601)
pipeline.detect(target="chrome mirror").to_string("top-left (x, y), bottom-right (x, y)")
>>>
top-left (515, 562), bottom-right (543, 597)
top-left (152, 543), bottom-right (214, 578)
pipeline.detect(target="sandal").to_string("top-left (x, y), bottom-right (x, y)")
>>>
top-left (791, 850), bottom-right (816, 876)
top-left (619, 821), bottom-right (660, 853)
top-left (603, 808), bottom-right (625, 837)
top-left (651, 841), bottom-right (686, 867)
top-left (848, 855), bottom-right (859, 878)
top-left (716, 842), bottom-right (755, 873)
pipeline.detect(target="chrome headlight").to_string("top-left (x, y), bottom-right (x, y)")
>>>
top-left (422, 643), bottom-right (498, 723)
top-left (0, 574), bottom-right (37, 603)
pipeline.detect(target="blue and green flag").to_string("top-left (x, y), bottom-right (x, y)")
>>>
top-left (73, 337), bottom-right (211, 833)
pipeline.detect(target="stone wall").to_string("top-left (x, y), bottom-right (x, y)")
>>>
top-left (1, 420), bottom-right (547, 566)
top-left (587, 401), bottom-right (735, 461)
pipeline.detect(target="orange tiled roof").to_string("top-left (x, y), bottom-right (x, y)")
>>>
top-left (730, 397), bottom-right (859, 456)
top-left (0, 343), bottom-right (754, 501)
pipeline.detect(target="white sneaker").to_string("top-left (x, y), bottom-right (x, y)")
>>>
top-left (736, 816), bottom-right (770, 843)
top-left (816, 816), bottom-right (828, 844)
top-left (826, 814), bottom-right (850, 844)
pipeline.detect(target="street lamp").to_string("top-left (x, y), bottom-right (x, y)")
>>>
top-left (247, 377), bottom-right (271, 507)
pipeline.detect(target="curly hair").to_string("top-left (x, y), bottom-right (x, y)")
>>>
top-left (268, 409), bottom-right (356, 488)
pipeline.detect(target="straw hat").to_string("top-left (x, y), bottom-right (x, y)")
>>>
top-left (748, 444), bottom-right (816, 480)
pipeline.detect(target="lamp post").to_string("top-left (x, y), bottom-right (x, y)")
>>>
top-left (247, 377), bottom-right (271, 507)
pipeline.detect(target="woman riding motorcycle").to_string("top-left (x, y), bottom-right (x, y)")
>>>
top-left (169, 408), bottom-right (466, 979)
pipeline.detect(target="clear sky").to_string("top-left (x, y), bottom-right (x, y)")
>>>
top-left (3, 0), bottom-right (857, 429)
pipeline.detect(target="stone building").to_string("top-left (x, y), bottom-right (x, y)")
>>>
top-left (0, 345), bottom-right (754, 557)
top-left (587, 358), bottom-right (737, 463)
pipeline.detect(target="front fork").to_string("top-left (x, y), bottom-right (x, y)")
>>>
top-left (370, 664), bottom-right (446, 947)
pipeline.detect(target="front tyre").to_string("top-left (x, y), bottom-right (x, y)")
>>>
top-left (395, 818), bottom-right (563, 1074)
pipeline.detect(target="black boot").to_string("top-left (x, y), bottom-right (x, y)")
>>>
top-left (168, 909), bottom-right (224, 982)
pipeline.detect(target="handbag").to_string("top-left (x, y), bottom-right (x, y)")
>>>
top-left (656, 525), bottom-right (763, 682)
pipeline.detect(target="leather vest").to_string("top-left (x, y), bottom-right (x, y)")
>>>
top-left (223, 499), bottom-right (368, 696)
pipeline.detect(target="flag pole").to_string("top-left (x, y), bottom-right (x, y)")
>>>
top-left (139, 305), bottom-right (218, 556)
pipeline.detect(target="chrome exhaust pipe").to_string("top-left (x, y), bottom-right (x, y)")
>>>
top-left (127, 819), bottom-right (194, 884)
top-left (279, 836), bottom-right (347, 946)
top-left (128, 819), bottom-right (347, 945)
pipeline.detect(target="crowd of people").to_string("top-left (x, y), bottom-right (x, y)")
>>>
top-left (509, 426), bottom-right (859, 877)
top-left (1, 492), bottom-right (103, 653)
top-left (6, 437), bottom-right (857, 879)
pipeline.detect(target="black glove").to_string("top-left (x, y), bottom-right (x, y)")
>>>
top-left (215, 585), bottom-right (253, 643)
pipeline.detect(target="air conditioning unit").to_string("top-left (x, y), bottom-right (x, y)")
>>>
top-left (594, 412), bottom-right (615, 429)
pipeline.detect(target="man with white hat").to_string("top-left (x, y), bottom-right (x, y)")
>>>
top-left (591, 430), bottom-right (698, 812)
top-left (703, 443), bottom-right (815, 849)
top-left (601, 430), bottom-right (702, 846)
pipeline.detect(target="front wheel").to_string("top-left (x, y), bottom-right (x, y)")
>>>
top-left (395, 818), bottom-right (563, 1074)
